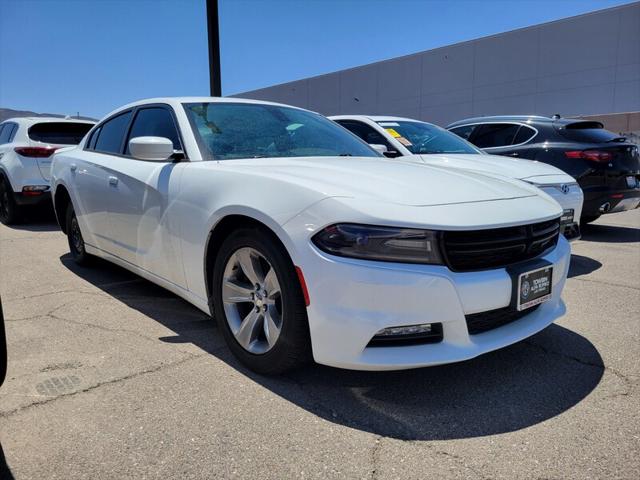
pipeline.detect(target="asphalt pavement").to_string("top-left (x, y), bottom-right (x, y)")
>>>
top-left (0, 208), bottom-right (638, 479)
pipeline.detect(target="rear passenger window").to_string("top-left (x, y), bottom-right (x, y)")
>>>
top-left (0, 125), bottom-right (11, 144)
top-left (449, 125), bottom-right (477, 140)
top-left (472, 123), bottom-right (520, 148)
top-left (94, 112), bottom-right (132, 154)
top-left (125, 107), bottom-right (181, 155)
top-left (513, 125), bottom-right (537, 145)
top-left (86, 126), bottom-right (102, 150)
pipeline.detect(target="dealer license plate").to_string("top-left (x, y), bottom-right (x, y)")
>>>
top-left (517, 266), bottom-right (553, 311)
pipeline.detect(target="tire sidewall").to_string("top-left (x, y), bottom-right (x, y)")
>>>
top-left (0, 176), bottom-right (18, 225)
top-left (65, 204), bottom-right (90, 264)
top-left (211, 228), bottom-right (310, 373)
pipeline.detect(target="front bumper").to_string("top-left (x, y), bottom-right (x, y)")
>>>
top-left (537, 184), bottom-right (583, 241)
top-left (302, 236), bottom-right (571, 370)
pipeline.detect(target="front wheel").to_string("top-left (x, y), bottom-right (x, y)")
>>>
top-left (211, 227), bottom-right (311, 374)
top-left (65, 203), bottom-right (93, 266)
top-left (0, 176), bottom-right (22, 225)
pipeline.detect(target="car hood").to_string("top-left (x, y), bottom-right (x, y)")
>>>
top-left (414, 153), bottom-right (576, 184)
top-left (218, 156), bottom-right (540, 207)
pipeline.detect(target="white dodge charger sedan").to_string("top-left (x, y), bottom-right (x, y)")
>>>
top-left (330, 115), bottom-right (584, 240)
top-left (51, 97), bottom-right (570, 374)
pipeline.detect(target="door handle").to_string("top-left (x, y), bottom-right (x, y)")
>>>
top-left (70, 163), bottom-right (77, 172)
top-left (108, 176), bottom-right (119, 186)
top-left (509, 152), bottom-right (519, 157)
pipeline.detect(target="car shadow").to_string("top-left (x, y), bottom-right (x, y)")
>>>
top-left (568, 254), bottom-right (602, 278)
top-left (580, 223), bottom-right (639, 243)
top-left (4, 208), bottom-right (59, 232)
top-left (0, 442), bottom-right (14, 480)
top-left (60, 254), bottom-right (604, 441)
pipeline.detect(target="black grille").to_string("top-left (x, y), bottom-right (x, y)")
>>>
top-left (465, 305), bottom-right (540, 335)
top-left (441, 218), bottom-right (560, 271)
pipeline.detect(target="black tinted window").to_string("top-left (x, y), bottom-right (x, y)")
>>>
top-left (0, 124), bottom-right (14, 144)
top-left (337, 121), bottom-right (394, 150)
top-left (472, 123), bottom-right (520, 148)
top-left (126, 107), bottom-right (181, 154)
top-left (87, 126), bottom-right (101, 150)
top-left (513, 125), bottom-right (537, 144)
top-left (449, 125), bottom-right (477, 140)
top-left (95, 112), bottom-right (132, 154)
top-left (558, 122), bottom-right (622, 143)
top-left (28, 122), bottom-right (93, 145)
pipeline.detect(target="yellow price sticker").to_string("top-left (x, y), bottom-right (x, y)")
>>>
top-left (385, 128), bottom-right (401, 138)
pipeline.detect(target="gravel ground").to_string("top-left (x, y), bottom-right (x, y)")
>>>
top-left (0, 208), bottom-right (638, 479)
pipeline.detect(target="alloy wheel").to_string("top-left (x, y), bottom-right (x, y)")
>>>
top-left (222, 247), bottom-right (283, 354)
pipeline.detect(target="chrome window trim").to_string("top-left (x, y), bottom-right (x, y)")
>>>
top-left (448, 122), bottom-right (539, 149)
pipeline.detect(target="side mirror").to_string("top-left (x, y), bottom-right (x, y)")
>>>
top-left (129, 136), bottom-right (174, 161)
top-left (369, 144), bottom-right (388, 155)
top-left (383, 150), bottom-right (402, 158)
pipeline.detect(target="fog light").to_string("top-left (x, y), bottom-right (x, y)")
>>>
top-left (376, 323), bottom-right (433, 336)
top-left (368, 322), bottom-right (443, 347)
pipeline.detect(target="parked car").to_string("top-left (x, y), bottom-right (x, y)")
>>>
top-left (331, 115), bottom-right (583, 240)
top-left (0, 117), bottom-right (95, 225)
top-left (447, 116), bottom-right (640, 224)
top-left (51, 97), bottom-right (570, 374)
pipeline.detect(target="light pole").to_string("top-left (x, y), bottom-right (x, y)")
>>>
top-left (206, 0), bottom-right (222, 97)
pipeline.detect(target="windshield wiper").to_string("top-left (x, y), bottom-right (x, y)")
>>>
top-left (338, 153), bottom-right (353, 156)
top-left (606, 136), bottom-right (627, 143)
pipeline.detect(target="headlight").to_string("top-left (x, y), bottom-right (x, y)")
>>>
top-left (312, 223), bottom-right (443, 265)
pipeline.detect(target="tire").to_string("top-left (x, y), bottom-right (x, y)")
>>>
top-left (581, 215), bottom-right (600, 225)
top-left (65, 203), bottom-right (93, 266)
top-left (0, 176), bottom-right (22, 225)
top-left (211, 227), bottom-right (311, 374)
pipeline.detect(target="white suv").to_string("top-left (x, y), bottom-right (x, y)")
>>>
top-left (0, 117), bottom-right (94, 224)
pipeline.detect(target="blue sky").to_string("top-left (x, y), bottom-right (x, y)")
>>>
top-left (0, 0), bottom-right (633, 118)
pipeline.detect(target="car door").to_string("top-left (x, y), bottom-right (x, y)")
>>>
top-left (70, 111), bottom-right (131, 250)
top-left (104, 105), bottom-right (187, 288)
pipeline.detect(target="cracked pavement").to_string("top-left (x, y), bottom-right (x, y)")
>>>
top-left (0, 209), bottom-right (638, 479)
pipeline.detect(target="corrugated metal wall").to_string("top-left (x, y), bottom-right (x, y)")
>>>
top-left (235, 2), bottom-right (640, 126)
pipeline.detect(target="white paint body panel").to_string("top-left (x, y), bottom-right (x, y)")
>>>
top-left (330, 115), bottom-right (584, 234)
top-left (52, 97), bottom-right (570, 371)
top-left (0, 117), bottom-right (94, 191)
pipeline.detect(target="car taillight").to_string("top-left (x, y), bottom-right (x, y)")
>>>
top-left (14, 146), bottom-right (59, 158)
top-left (564, 150), bottom-right (613, 163)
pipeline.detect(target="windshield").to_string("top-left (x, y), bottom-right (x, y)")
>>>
top-left (184, 102), bottom-right (380, 160)
top-left (28, 122), bottom-right (94, 145)
top-left (376, 121), bottom-right (481, 155)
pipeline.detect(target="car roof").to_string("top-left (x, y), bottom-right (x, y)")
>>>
top-left (446, 115), bottom-right (601, 129)
top-left (102, 96), bottom-right (314, 121)
top-left (329, 114), bottom-right (429, 123)
top-left (1, 117), bottom-right (95, 126)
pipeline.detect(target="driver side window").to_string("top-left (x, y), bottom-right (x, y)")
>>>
top-left (125, 107), bottom-right (182, 155)
top-left (337, 121), bottom-right (395, 152)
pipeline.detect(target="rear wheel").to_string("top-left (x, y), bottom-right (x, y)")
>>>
top-left (65, 203), bottom-right (93, 266)
top-left (0, 176), bottom-right (21, 225)
top-left (211, 227), bottom-right (311, 374)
